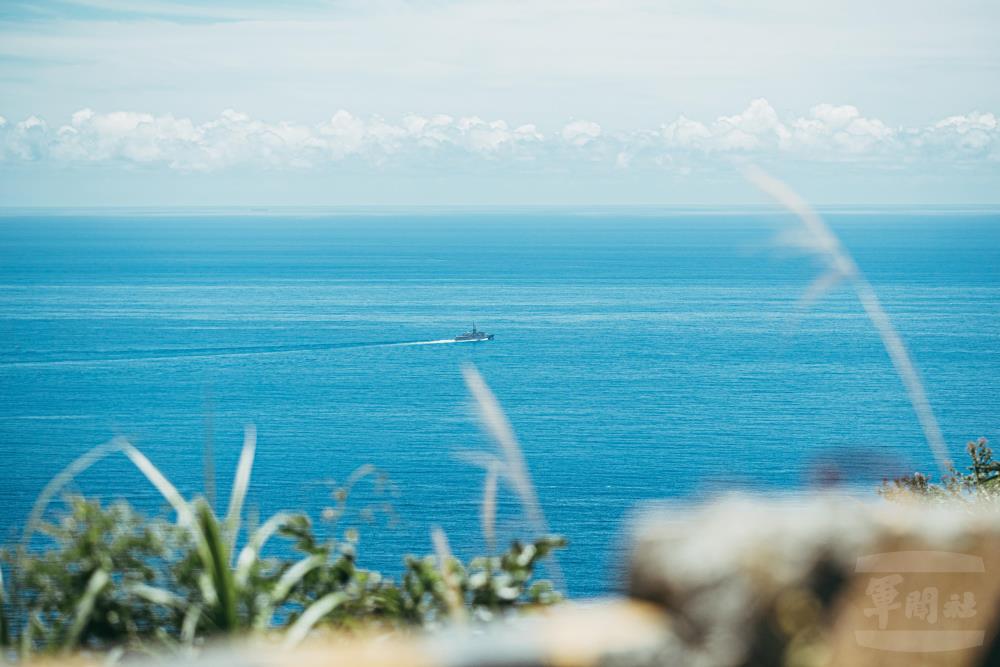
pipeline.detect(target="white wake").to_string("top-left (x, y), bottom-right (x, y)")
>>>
top-left (392, 339), bottom-right (472, 347)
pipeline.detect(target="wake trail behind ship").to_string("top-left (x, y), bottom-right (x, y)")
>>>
top-left (0, 338), bottom-right (478, 369)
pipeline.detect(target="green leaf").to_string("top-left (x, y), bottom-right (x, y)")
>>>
top-left (234, 512), bottom-right (296, 588)
top-left (126, 583), bottom-right (184, 609)
top-left (62, 568), bottom-right (109, 651)
top-left (253, 553), bottom-right (326, 630)
top-left (270, 554), bottom-right (324, 606)
top-left (198, 503), bottom-right (238, 633)
top-left (180, 605), bottom-right (202, 646)
top-left (225, 425), bottom-right (257, 555)
top-left (281, 592), bottom-right (347, 649)
top-left (121, 444), bottom-right (198, 532)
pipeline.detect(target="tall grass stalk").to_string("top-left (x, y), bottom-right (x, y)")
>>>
top-left (431, 527), bottom-right (466, 623)
top-left (461, 363), bottom-right (565, 591)
top-left (745, 165), bottom-right (952, 474)
top-left (452, 449), bottom-right (505, 551)
top-left (481, 461), bottom-right (500, 552)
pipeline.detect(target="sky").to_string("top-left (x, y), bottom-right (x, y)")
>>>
top-left (0, 0), bottom-right (998, 206)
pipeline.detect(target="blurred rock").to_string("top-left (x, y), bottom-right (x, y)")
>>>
top-left (625, 494), bottom-right (1000, 667)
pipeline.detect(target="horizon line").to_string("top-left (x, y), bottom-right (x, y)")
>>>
top-left (2, 203), bottom-right (1000, 215)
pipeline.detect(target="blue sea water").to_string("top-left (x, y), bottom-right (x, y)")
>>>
top-left (1, 208), bottom-right (998, 598)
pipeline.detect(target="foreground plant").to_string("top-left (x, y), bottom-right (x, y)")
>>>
top-left (401, 534), bottom-right (565, 626)
top-left (0, 428), bottom-right (564, 658)
top-left (1, 366), bottom-right (567, 657)
top-left (2, 499), bottom-right (563, 655)
top-left (880, 437), bottom-right (998, 505)
top-left (8, 498), bottom-right (170, 653)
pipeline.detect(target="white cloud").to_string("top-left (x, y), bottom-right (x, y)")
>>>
top-left (912, 111), bottom-right (999, 159)
top-left (790, 104), bottom-right (895, 155)
top-left (710, 98), bottom-right (789, 151)
top-left (0, 107), bottom-right (546, 171)
top-left (561, 120), bottom-right (602, 146)
top-left (660, 116), bottom-right (712, 150)
top-left (0, 101), bottom-right (997, 171)
top-left (654, 100), bottom-right (898, 159)
top-left (3, 116), bottom-right (49, 161)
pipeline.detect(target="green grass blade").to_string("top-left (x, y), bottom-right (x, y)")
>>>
top-left (180, 605), bottom-right (202, 647)
top-left (271, 554), bottom-right (324, 606)
top-left (62, 568), bottom-right (109, 651)
top-left (197, 503), bottom-right (238, 633)
top-left (280, 592), bottom-right (347, 650)
top-left (19, 611), bottom-right (41, 660)
top-left (119, 443), bottom-right (218, 599)
top-left (254, 553), bottom-right (325, 629)
top-left (120, 443), bottom-right (197, 530)
top-left (21, 438), bottom-right (128, 549)
top-left (225, 425), bottom-right (257, 552)
top-left (126, 583), bottom-right (185, 609)
top-left (234, 511), bottom-right (295, 588)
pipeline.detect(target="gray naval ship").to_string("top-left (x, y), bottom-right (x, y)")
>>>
top-left (454, 323), bottom-right (494, 342)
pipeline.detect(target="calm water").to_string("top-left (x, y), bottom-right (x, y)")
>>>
top-left (1, 209), bottom-right (998, 597)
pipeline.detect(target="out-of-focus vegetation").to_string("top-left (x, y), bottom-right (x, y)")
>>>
top-left (0, 367), bottom-right (568, 661)
top-left (880, 437), bottom-right (998, 504)
top-left (0, 495), bottom-right (564, 657)
top-left (0, 428), bottom-right (564, 660)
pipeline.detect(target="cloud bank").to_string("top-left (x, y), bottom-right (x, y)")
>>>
top-left (1, 100), bottom-right (997, 173)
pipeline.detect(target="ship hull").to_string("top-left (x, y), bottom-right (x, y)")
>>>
top-left (454, 334), bottom-right (494, 342)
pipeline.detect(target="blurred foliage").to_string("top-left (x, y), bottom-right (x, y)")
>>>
top-left (399, 536), bottom-right (565, 626)
top-left (6, 499), bottom-right (172, 652)
top-left (880, 437), bottom-right (999, 504)
top-left (0, 495), bottom-right (564, 657)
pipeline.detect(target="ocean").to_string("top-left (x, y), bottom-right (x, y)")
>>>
top-left (1, 208), bottom-right (998, 598)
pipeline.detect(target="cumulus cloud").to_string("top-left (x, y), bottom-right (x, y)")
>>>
top-left (0, 108), bottom-right (546, 171)
top-left (654, 100), bottom-right (899, 158)
top-left (711, 98), bottom-right (789, 151)
top-left (0, 101), bottom-right (997, 171)
top-left (561, 120), bottom-right (602, 146)
top-left (911, 111), bottom-right (998, 158)
top-left (787, 103), bottom-right (895, 155)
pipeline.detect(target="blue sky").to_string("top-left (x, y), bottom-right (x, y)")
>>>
top-left (1, 0), bottom-right (998, 206)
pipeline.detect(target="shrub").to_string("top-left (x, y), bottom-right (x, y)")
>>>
top-left (880, 437), bottom-right (999, 504)
top-left (1, 492), bottom-right (565, 656)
